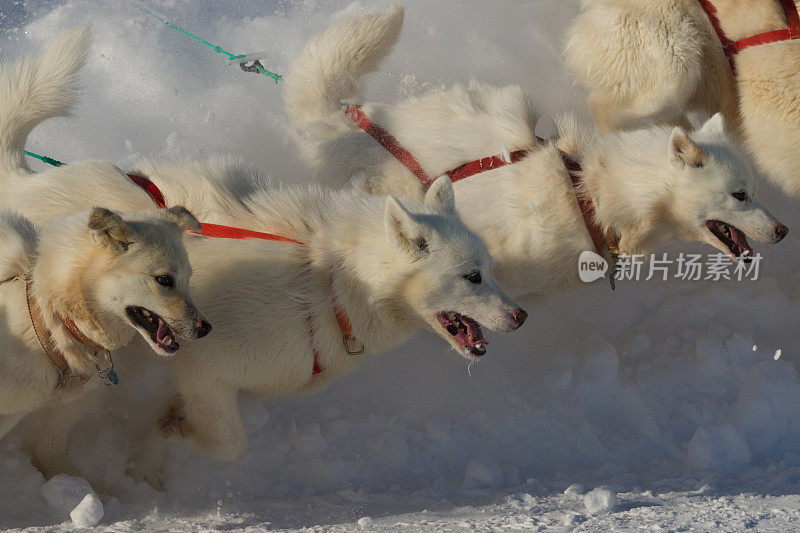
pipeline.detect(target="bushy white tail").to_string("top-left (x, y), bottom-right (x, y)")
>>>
top-left (284, 5), bottom-right (404, 129)
top-left (0, 25), bottom-right (90, 176)
top-left (0, 208), bottom-right (38, 281)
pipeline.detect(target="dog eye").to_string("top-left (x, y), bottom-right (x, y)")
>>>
top-left (155, 275), bottom-right (175, 288)
top-left (732, 190), bottom-right (748, 202)
top-left (463, 271), bottom-right (482, 284)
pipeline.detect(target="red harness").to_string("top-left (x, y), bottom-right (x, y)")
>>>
top-left (126, 172), bottom-right (358, 375)
top-left (344, 106), bottom-right (609, 257)
top-left (697, 0), bottom-right (800, 74)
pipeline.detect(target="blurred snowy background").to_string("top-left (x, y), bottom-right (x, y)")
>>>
top-left (2, 0), bottom-right (800, 530)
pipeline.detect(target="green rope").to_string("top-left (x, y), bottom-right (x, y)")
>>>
top-left (24, 6), bottom-right (284, 169)
top-left (24, 150), bottom-right (64, 167)
top-left (135, 4), bottom-right (282, 84)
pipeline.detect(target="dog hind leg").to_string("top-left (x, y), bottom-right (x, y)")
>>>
top-left (564, 3), bottom-right (704, 131)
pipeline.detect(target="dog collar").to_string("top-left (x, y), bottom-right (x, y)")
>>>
top-left (697, 0), bottom-right (800, 75)
top-left (56, 310), bottom-right (118, 386)
top-left (2, 274), bottom-right (103, 390)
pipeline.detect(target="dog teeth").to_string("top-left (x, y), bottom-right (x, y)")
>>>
top-left (743, 249), bottom-right (751, 256)
top-left (142, 309), bottom-right (151, 318)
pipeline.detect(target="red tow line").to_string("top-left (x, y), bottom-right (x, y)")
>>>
top-left (697, 0), bottom-right (800, 74)
top-left (126, 174), bottom-right (304, 244)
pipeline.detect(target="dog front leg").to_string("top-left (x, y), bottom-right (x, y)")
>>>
top-left (22, 389), bottom-right (100, 478)
top-left (129, 385), bottom-right (248, 491)
top-left (171, 383), bottom-right (249, 463)
top-left (127, 420), bottom-right (172, 491)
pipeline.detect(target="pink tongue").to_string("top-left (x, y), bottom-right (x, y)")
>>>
top-left (463, 318), bottom-right (485, 346)
top-left (156, 319), bottom-right (171, 343)
top-left (454, 314), bottom-right (486, 348)
top-left (729, 226), bottom-right (751, 250)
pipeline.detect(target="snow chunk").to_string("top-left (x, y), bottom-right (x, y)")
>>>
top-left (774, 349), bottom-right (782, 361)
top-left (688, 425), bottom-right (751, 472)
top-left (463, 458), bottom-right (504, 488)
top-left (70, 493), bottom-right (104, 528)
top-left (41, 475), bottom-right (103, 527)
top-left (584, 488), bottom-right (617, 514)
top-left (564, 483), bottom-right (584, 496)
top-left (357, 516), bottom-right (374, 529)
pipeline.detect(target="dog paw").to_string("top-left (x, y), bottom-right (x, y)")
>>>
top-left (125, 461), bottom-right (165, 492)
top-left (30, 456), bottom-right (80, 480)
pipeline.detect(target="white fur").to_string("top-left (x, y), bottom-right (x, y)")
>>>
top-left (0, 206), bottom-right (204, 477)
top-left (284, 5), bottom-right (788, 298)
top-left (0, 24), bottom-right (90, 177)
top-left (564, 0), bottom-right (800, 197)
top-left (0, 28), bottom-right (526, 488)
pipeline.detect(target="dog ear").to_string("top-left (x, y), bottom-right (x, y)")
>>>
top-left (669, 127), bottom-right (706, 168)
top-left (385, 196), bottom-right (429, 258)
top-left (700, 112), bottom-right (726, 136)
top-left (163, 206), bottom-right (202, 232)
top-left (88, 207), bottom-right (133, 253)
top-left (424, 176), bottom-right (456, 215)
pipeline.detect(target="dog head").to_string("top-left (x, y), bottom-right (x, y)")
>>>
top-left (84, 206), bottom-right (211, 355)
top-left (667, 113), bottom-right (788, 259)
top-left (384, 176), bottom-right (527, 359)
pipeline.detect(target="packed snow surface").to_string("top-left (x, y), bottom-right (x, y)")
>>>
top-left (2, 0), bottom-right (800, 530)
top-left (583, 488), bottom-right (617, 515)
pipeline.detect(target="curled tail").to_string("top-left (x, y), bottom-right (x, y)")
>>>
top-left (0, 24), bottom-right (91, 177)
top-left (0, 208), bottom-right (38, 281)
top-left (284, 5), bottom-right (404, 135)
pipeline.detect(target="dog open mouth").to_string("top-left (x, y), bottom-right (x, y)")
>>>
top-left (436, 311), bottom-right (488, 358)
top-left (706, 220), bottom-right (753, 261)
top-left (126, 306), bottom-right (179, 354)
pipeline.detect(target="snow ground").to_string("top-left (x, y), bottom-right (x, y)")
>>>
top-left (2, 0), bottom-right (800, 530)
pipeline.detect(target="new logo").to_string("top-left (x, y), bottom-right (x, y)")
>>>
top-left (578, 250), bottom-right (608, 283)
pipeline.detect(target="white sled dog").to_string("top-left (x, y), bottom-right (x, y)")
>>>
top-left (0, 26), bottom-right (527, 487)
top-left (0, 204), bottom-right (209, 477)
top-left (564, 0), bottom-right (800, 197)
top-left (284, 6), bottom-right (789, 298)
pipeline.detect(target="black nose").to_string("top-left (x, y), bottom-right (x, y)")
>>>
top-left (775, 224), bottom-right (789, 242)
top-left (512, 308), bottom-right (528, 330)
top-left (195, 318), bottom-right (212, 338)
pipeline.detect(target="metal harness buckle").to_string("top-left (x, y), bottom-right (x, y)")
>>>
top-left (239, 59), bottom-right (265, 73)
top-left (343, 335), bottom-right (365, 356)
